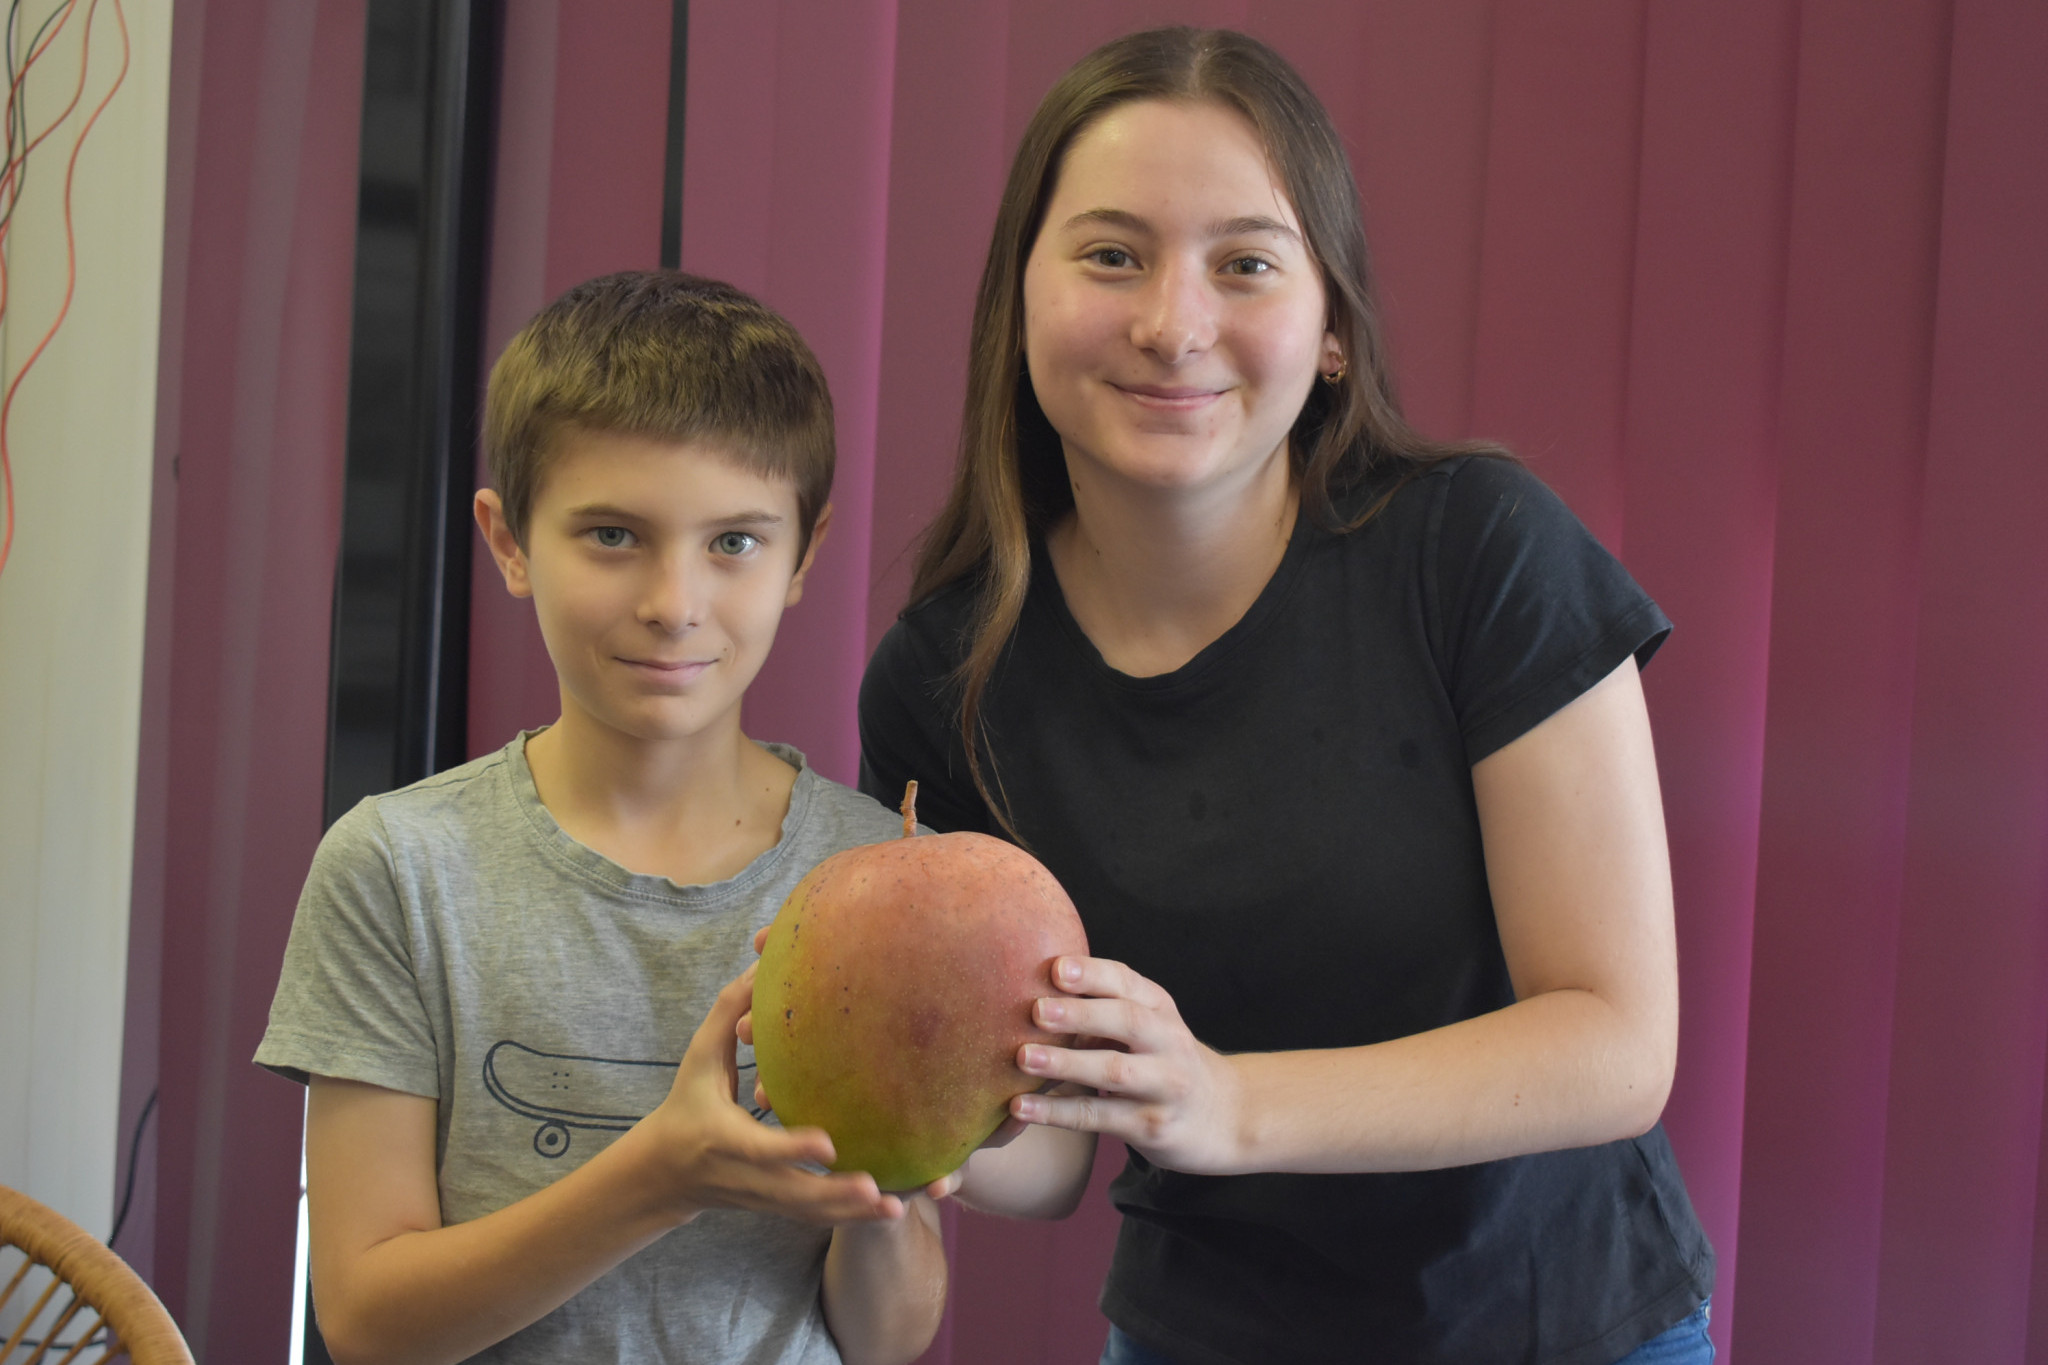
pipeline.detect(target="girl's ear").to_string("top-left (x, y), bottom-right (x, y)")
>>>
top-left (474, 489), bottom-right (533, 599)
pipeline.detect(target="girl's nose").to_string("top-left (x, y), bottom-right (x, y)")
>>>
top-left (1134, 259), bottom-right (1217, 363)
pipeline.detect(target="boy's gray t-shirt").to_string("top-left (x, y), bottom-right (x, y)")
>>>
top-left (256, 734), bottom-right (910, 1364)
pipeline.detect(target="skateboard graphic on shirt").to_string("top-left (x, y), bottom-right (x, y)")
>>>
top-left (482, 1039), bottom-right (770, 1158)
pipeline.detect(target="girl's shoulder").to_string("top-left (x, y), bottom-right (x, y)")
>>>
top-left (1328, 451), bottom-right (1537, 526)
top-left (880, 565), bottom-right (996, 674)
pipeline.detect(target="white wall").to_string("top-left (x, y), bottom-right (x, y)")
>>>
top-left (0, 0), bottom-right (173, 1237)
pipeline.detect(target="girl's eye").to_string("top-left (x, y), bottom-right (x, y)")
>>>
top-left (713, 531), bottom-right (759, 556)
top-left (1089, 247), bottom-right (1133, 269)
top-left (1224, 256), bottom-right (1272, 277)
top-left (591, 526), bottom-right (632, 548)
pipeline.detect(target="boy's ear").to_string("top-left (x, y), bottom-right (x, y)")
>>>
top-left (785, 503), bottom-right (832, 608)
top-left (474, 489), bottom-right (534, 599)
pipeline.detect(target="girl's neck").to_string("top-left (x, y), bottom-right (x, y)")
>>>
top-left (1046, 450), bottom-right (1298, 678)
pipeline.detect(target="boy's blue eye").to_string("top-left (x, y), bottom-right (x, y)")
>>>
top-left (713, 531), bottom-right (759, 556)
top-left (592, 526), bottom-right (631, 548)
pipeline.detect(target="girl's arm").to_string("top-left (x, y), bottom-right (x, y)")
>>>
top-left (1009, 657), bottom-right (1678, 1174)
top-left (926, 1121), bottom-right (1099, 1220)
top-left (308, 971), bottom-right (901, 1365)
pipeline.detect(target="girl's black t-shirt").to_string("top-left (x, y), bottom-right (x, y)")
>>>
top-left (857, 456), bottom-right (1714, 1365)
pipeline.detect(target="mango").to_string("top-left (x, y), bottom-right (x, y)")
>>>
top-left (752, 784), bottom-right (1088, 1191)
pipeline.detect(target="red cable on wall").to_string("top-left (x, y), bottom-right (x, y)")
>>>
top-left (0, 0), bottom-right (127, 582)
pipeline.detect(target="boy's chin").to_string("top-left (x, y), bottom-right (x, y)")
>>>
top-left (571, 698), bottom-right (746, 748)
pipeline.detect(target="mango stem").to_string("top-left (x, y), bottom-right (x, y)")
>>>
top-left (900, 780), bottom-right (919, 838)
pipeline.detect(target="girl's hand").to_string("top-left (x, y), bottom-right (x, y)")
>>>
top-left (1010, 956), bottom-right (1249, 1175)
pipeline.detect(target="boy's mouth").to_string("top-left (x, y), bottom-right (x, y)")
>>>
top-left (619, 656), bottom-right (714, 686)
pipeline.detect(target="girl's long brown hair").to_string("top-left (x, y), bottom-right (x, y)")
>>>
top-left (909, 26), bottom-right (1503, 834)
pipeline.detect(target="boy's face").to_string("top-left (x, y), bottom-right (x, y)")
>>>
top-left (478, 430), bottom-right (823, 748)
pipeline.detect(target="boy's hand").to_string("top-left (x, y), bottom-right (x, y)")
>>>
top-left (641, 965), bottom-right (903, 1226)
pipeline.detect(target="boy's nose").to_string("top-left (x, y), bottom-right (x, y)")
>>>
top-left (1134, 260), bottom-right (1216, 363)
top-left (639, 559), bottom-right (703, 633)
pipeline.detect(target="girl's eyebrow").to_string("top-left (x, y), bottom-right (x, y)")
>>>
top-left (1059, 207), bottom-right (1301, 244)
top-left (1210, 214), bottom-right (1300, 243)
top-left (1062, 207), bottom-right (1151, 235)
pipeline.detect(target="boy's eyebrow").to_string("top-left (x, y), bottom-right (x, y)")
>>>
top-left (559, 502), bottom-right (787, 526)
top-left (1059, 207), bottom-right (1301, 244)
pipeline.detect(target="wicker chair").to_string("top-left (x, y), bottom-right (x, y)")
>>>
top-left (0, 1186), bottom-right (192, 1365)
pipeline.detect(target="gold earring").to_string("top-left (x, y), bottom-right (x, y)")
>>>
top-left (1321, 357), bottom-right (1347, 385)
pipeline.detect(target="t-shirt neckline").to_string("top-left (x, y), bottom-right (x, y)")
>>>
top-left (1030, 504), bottom-right (1320, 694)
top-left (502, 729), bottom-right (818, 906)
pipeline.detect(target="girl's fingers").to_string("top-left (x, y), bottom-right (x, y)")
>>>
top-left (1050, 955), bottom-right (1165, 1009)
top-left (1011, 1086), bottom-right (1136, 1141)
top-left (1034, 994), bottom-right (1152, 1049)
top-left (1020, 1040), bottom-right (1154, 1097)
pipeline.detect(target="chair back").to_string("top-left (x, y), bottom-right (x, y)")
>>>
top-left (0, 1186), bottom-right (193, 1365)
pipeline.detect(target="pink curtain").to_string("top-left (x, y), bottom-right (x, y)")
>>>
top-left (134, 1), bottom-right (2048, 1360)
top-left (132, 1), bottom-right (367, 1357)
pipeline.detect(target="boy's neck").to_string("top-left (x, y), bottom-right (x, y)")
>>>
top-left (522, 708), bottom-right (800, 887)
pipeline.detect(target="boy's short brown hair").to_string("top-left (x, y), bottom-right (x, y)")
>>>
top-left (484, 271), bottom-right (834, 552)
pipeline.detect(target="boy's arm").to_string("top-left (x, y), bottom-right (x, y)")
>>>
top-left (821, 1197), bottom-right (947, 1365)
top-left (309, 971), bottom-right (901, 1365)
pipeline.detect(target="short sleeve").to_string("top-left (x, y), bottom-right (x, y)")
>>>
top-left (858, 610), bottom-right (995, 837)
top-left (253, 799), bottom-right (442, 1097)
top-left (1431, 457), bottom-right (1671, 765)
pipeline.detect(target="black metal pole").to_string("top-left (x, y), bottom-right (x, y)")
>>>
top-left (324, 0), bottom-right (497, 832)
top-left (661, 0), bottom-right (689, 268)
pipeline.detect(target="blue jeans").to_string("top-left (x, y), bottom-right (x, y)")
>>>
top-left (1099, 1301), bottom-right (1714, 1365)
top-left (1611, 1300), bottom-right (1715, 1365)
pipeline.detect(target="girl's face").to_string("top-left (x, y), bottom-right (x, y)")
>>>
top-left (1021, 98), bottom-right (1338, 506)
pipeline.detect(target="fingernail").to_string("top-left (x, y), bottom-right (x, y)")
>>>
top-left (1057, 958), bottom-right (1081, 985)
top-left (1014, 1095), bottom-right (1041, 1120)
top-left (1037, 998), bottom-right (1066, 1024)
top-left (1021, 1045), bottom-right (1047, 1070)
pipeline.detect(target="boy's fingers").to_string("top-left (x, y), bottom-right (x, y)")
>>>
top-left (753, 925), bottom-right (771, 955)
top-left (686, 969), bottom-right (758, 1054)
top-left (760, 1121), bottom-right (836, 1168)
top-left (736, 1010), bottom-right (754, 1046)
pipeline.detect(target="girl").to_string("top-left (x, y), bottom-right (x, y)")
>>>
top-left (861, 27), bottom-right (1713, 1365)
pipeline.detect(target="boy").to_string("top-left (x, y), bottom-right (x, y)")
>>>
top-left (256, 272), bottom-right (946, 1364)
